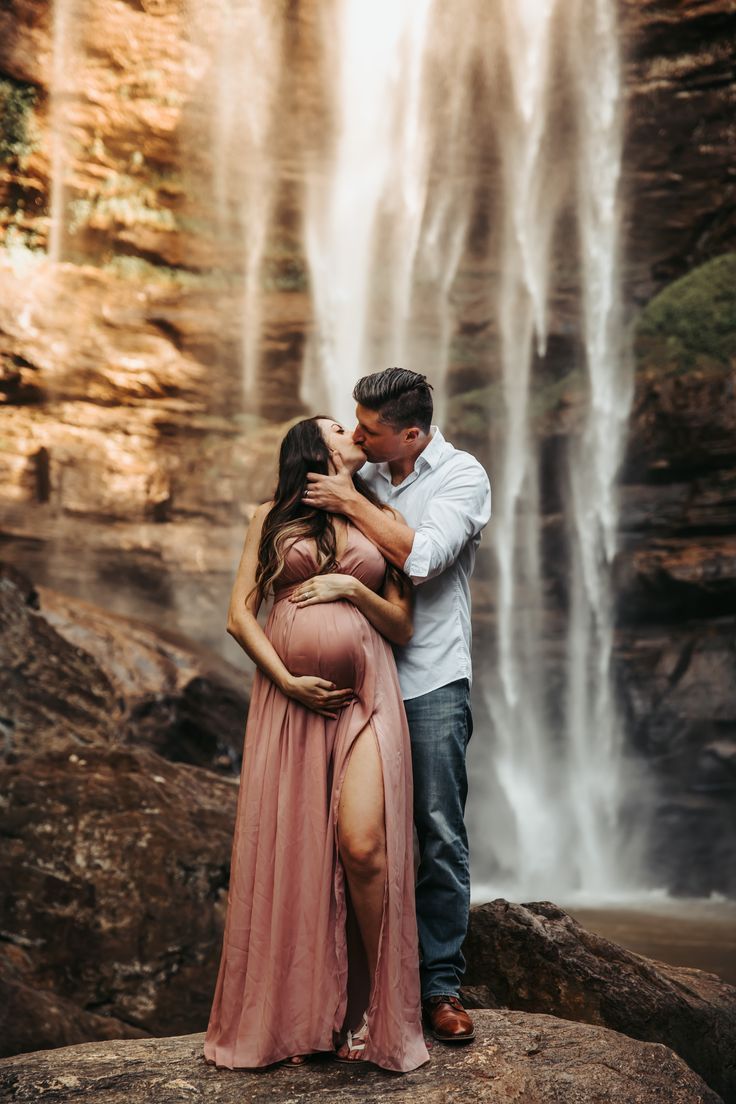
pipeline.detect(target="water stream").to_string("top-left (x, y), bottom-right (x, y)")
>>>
top-left (301, 0), bottom-right (636, 898)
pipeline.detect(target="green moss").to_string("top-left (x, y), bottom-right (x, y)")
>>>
top-left (104, 255), bottom-right (227, 288)
top-left (635, 253), bottom-right (736, 374)
top-left (0, 78), bottom-right (37, 166)
top-left (446, 368), bottom-right (585, 437)
top-left (446, 384), bottom-right (500, 436)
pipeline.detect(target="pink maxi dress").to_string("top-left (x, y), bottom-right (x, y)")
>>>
top-left (203, 526), bottom-right (429, 1072)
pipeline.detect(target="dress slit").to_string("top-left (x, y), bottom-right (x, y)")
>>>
top-left (332, 717), bottom-right (389, 1044)
top-left (203, 526), bottom-right (429, 1073)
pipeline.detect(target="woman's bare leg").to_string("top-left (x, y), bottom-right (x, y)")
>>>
top-left (338, 724), bottom-right (386, 983)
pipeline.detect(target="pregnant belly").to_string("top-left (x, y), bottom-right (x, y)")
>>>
top-left (270, 601), bottom-right (367, 690)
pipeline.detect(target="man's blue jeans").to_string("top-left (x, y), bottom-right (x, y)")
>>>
top-left (403, 678), bottom-right (472, 1000)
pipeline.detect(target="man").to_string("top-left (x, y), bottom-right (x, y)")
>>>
top-left (304, 367), bottom-right (491, 1044)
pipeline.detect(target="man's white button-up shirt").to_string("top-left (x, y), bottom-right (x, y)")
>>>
top-left (361, 426), bottom-right (491, 700)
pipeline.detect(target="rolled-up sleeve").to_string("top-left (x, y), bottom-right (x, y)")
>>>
top-left (403, 461), bottom-right (491, 583)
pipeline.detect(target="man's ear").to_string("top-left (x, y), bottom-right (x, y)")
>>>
top-left (404, 427), bottom-right (420, 444)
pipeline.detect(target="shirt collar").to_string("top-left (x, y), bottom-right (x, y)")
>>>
top-left (374, 425), bottom-right (445, 482)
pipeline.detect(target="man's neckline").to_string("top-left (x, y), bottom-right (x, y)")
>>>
top-left (381, 426), bottom-right (444, 485)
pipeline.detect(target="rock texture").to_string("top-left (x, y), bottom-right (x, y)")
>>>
top-left (0, 742), bottom-right (237, 1044)
top-left (0, 944), bottom-right (148, 1060)
top-left (462, 900), bottom-right (736, 1104)
top-left (0, 1013), bottom-right (724, 1104)
top-left (615, 254), bottom-right (736, 894)
top-left (0, 561), bottom-right (248, 769)
top-left (0, 562), bottom-right (248, 1056)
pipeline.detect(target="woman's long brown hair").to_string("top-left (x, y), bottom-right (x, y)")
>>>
top-left (255, 416), bottom-right (404, 599)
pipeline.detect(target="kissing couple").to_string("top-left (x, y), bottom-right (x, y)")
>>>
top-left (204, 367), bottom-right (491, 1071)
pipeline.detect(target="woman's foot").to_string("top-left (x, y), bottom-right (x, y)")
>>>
top-left (280, 1054), bottom-right (307, 1066)
top-left (335, 1013), bottom-right (368, 1063)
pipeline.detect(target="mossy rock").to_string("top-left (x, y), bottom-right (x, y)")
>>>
top-left (0, 78), bottom-right (37, 167)
top-left (635, 253), bottom-right (736, 375)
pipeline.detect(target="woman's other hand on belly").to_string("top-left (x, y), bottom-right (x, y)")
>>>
top-left (289, 574), bottom-right (357, 607)
top-left (282, 674), bottom-right (355, 718)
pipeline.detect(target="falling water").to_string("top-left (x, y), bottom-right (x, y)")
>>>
top-left (209, 0), bottom-right (282, 402)
top-left (302, 0), bottom-right (634, 898)
top-left (303, 0), bottom-right (475, 423)
top-left (482, 0), bottom-right (568, 892)
top-left (47, 0), bottom-right (79, 265)
top-left (562, 0), bottom-right (635, 889)
top-left (479, 0), bottom-right (635, 896)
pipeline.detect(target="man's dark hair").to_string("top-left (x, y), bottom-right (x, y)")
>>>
top-left (352, 367), bottom-right (433, 434)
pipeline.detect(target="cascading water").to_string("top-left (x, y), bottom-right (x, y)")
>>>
top-left (300, 0), bottom-right (636, 899)
top-left (477, 0), bottom-right (637, 897)
top-left (481, 0), bottom-right (568, 892)
top-left (208, 0), bottom-right (282, 403)
top-left (562, 0), bottom-right (636, 891)
top-left (302, 0), bottom-right (476, 424)
top-left (47, 0), bottom-right (79, 266)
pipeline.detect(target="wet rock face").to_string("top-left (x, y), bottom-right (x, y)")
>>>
top-left (614, 254), bottom-right (736, 896)
top-left (620, 0), bottom-right (736, 299)
top-left (463, 899), bottom-right (736, 1104)
top-left (0, 561), bottom-right (249, 770)
top-left (0, 562), bottom-right (247, 1054)
top-left (0, 743), bottom-right (237, 1038)
top-left (0, 943), bottom-right (149, 1060)
top-left (0, 1013), bottom-right (725, 1104)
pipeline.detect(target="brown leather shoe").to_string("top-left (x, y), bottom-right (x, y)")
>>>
top-left (422, 994), bottom-right (475, 1043)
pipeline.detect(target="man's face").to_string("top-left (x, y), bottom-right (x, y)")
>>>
top-left (352, 403), bottom-right (416, 463)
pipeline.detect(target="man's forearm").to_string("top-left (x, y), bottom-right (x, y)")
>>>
top-left (343, 493), bottom-right (415, 571)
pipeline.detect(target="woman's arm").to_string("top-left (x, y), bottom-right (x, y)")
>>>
top-left (289, 570), bottom-right (413, 646)
top-left (227, 503), bottom-right (355, 717)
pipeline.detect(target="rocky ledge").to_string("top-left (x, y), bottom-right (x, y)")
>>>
top-left (463, 900), bottom-right (736, 1104)
top-left (0, 1012), bottom-right (724, 1104)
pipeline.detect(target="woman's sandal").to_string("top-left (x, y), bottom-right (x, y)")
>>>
top-left (335, 1013), bottom-right (368, 1063)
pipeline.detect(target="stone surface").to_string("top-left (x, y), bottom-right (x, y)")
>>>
top-left (463, 899), bottom-right (736, 1104)
top-left (0, 742), bottom-right (237, 1039)
top-left (0, 561), bottom-right (248, 769)
top-left (0, 944), bottom-right (148, 1060)
top-left (0, 1013), bottom-right (724, 1104)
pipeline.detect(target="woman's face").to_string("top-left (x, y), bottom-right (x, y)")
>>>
top-left (317, 418), bottom-right (367, 474)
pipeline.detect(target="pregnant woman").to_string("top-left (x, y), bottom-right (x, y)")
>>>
top-left (203, 416), bottom-right (429, 1073)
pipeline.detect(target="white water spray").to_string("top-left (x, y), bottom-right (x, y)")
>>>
top-left (302, 0), bottom-right (475, 424)
top-left (301, 0), bottom-right (634, 897)
top-left (210, 0), bottom-right (282, 402)
top-left (562, 0), bottom-right (635, 890)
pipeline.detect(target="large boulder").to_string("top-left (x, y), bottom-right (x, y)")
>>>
top-left (0, 944), bottom-right (148, 1059)
top-left (463, 899), bottom-right (736, 1104)
top-left (0, 561), bottom-right (248, 770)
top-left (0, 1013), bottom-right (723, 1104)
top-left (0, 743), bottom-right (237, 1042)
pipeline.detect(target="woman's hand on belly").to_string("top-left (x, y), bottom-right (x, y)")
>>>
top-left (289, 574), bottom-right (357, 607)
top-left (282, 673), bottom-right (355, 718)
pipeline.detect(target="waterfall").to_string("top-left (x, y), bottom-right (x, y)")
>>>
top-left (481, 0), bottom-right (567, 892)
top-left (302, 0), bottom-right (475, 424)
top-left (478, 0), bottom-right (635, 897)
top-left (209, 0), bottom-right (282, 404)
top-left (562, 0), bottom-right (635, 890)
top-left (47, 0), bottom-right (78, 265)
top-left (301, 0), bottom-right (634, 898)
